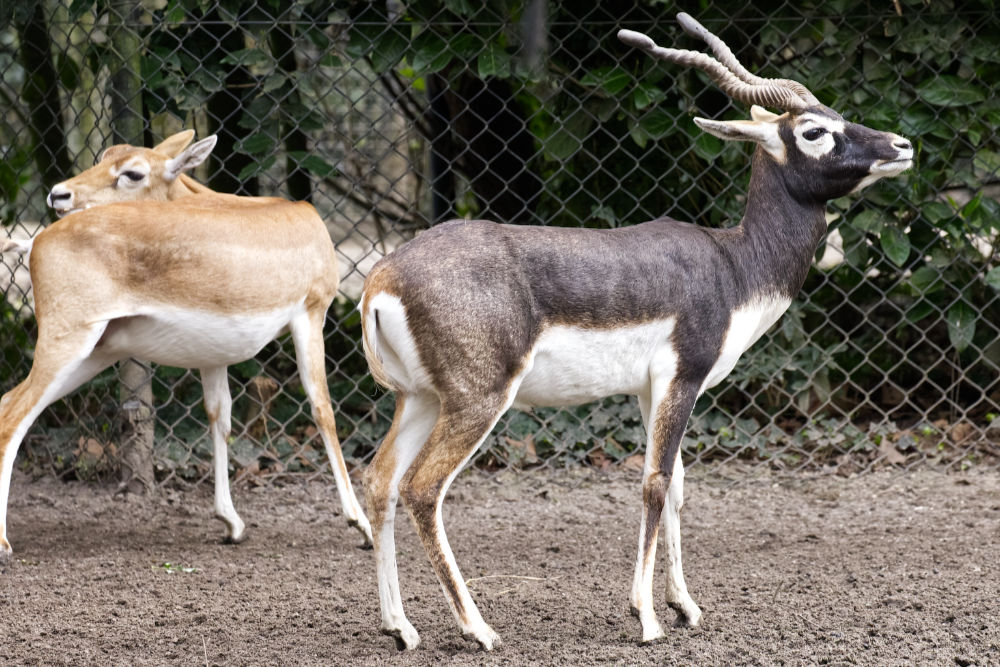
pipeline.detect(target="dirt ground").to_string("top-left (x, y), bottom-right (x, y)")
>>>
top-left (1, 466), bottom-right (998, 666)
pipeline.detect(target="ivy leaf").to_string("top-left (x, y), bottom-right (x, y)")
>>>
top-left (237, 155), bottom-right (276, 181)
top-left (921, 201), bottom-right (954, 225)
top-left (851, 209), bottom-right (884, 234)
top-left (220, 48), bottom-right (273, 69)
top-left (692, 133), bottom-right (723, 161)
top-left (879, 226), bottom-right (911, 266)
top-left (627, 118), bottom-right (647, 149)
top-left (449, 34), bottom-right (481, 62)
top-left (544, 127), bottom-right (581, 161)
top-left (638, 108), bottom-right (673, 139)
top-left (946, 302), bottom-right (976, 353)
top-left (580, 67), bottom-right (630, 95)
top-left (632, 82), bottom-right (665, 110)
top-left (986, 266), bottom-right (1000, 292)
top-left (915, 76), bottom-right (985, 107)
top-left (370, 29), bottom-right (408, 73)
top-left (477, 43), bottom-right (511, 78)
top-left (908, 265), bottom-right (941, 294)
top-left (411, 32), bottom-right (450, 74)
top-left (443, 0), bottom-right (475, 16)
top-left (236, 133), bottom-right (275, 157)
top-left (289, 152), bottom-right (338, 178)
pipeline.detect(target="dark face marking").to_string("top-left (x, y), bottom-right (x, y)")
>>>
top-left (776, 106), bottom-right (910, 203)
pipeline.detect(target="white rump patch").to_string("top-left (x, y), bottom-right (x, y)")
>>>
top-left (364, 292), bottom-right (433, 393)
top-left (701, 294), bottom-right (792, 392)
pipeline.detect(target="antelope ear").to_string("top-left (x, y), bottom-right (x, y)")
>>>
top-left (153, 130), bottom-right (197, 157)
top-left (163, 135), bottom-right (217, 181)
top-left (693, 117), bottom-right (786, 162)
top-left (749, 105), bottom-right (782, 122)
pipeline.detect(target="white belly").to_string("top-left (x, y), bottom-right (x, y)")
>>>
top-left (98, 302), bottom-right (304, 368)
top-left (514, 319), bottom-right (677, 409)
top-left (700, 294), bottom-right (791, 392)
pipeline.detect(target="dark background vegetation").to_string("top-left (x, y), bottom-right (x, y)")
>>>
top-left (0, 0), bottom-right (997, 484)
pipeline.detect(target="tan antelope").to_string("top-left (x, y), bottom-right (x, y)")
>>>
top-left (359, 14), bottom-right (913, 651)
top-left (0, 131), bottom-right (372, 563)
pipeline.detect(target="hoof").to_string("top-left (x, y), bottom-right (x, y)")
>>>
top-left (668, 601), bottom-right (702, 628)
top-left (639, 625), bottom-right (667, 644)
top-left (348, 518), bottom-right (374, 549)
top-left (348, 519), bottom-right (374, 550)
top-left (0, 544), bottom-right (11, 569)
top-left (463, 626), bottom-right (501, 651)
top-left (381, 624), bottom-right (420, 651)
top-left (222, 529), bottom-right (249, 545)
top-left (632, 604), bottom-right (666, 643)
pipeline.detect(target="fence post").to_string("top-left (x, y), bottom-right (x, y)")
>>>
top-left (108, 0), bottom-right (155, 495)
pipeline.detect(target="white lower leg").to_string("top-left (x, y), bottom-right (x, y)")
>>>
top-left (663, 456), bottom-right (701, 625)
top-left (630, 392), bottom-right (666, 641)
top-left (374, 501), bottom-right (419, 648)
top-left (372, 393), bottom-right (439, 649)
top-left (289, 311), bottom-right (373, 544)
top-left (0, 414), bottom-right (35, 561)
top-left (631, 486), bottom-right (666, 642)
top-left (433, 501), bottom-right (500, 650)
top-left (320, 434), bottom-right (372, 544)
top-left (1, 336), bottom-right (112, 562)
top-left (202, 367), bottom-right (244, 543)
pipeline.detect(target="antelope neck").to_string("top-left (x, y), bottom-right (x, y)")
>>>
top-left (729, 151), bottom-right (829, 299)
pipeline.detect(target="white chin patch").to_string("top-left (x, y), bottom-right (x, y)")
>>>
top-left (56, 204), bottom-right (92, 218)
top-left (850, 159), bottom-right (912, 193)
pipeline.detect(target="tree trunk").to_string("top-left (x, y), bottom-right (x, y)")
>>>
top-left (16, 1), bottom-right (71, 194)
top-left (443, 74), bottom-right (542, 224)
top-left (192, 10), bottom-right (260, 196)
top-left (108, 0), bottom-right (155, 495)
top-left (270, 26), bottom-right (312, 202)
top-left (426, 74), bottom-right (455, 224)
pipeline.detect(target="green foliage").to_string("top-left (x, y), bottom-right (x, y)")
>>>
top-left (4, 1), bottom-right (999, 478)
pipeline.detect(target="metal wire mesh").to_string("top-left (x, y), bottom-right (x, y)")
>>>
top-left (1, 1), bottom-right (997, 486)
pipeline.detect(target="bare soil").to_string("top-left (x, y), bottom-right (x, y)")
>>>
top-left (2, 466), bottom-right (998, 666)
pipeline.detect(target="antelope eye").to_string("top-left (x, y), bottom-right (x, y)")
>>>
top-left (802, 127), bottom-right (826, 141)
top-left (121, 170), bottom-right (145, 182)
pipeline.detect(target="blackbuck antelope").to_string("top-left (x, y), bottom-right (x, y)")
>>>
top-left (0, 131), bottom-right (372, 564)
top-left (359, 13), bottom-right (912, 651)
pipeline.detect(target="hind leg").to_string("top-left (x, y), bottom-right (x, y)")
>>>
top-left (398, 393), bottom-right (514, 651)
top-left (364, 392), bottom-right (439, 649)
top-left (1, 324), bottom-right (113, 563)
top-left (200, 366), bottom-right (245, 543)
top-left (289, 309), bottom-right (373, 545)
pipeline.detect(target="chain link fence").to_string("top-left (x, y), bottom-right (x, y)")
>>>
top-left (1, 1), bottom-right (998, 487)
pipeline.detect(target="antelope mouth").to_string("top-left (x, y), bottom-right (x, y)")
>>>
top-left (873, 158), bottom-right (912, 173)
top-left (54, 203), bottom-right (94, 219)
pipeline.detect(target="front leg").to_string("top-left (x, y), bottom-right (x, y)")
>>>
top-left (630, 374), bottom-right (702, 642)
top-left (200, 367), bottom-right (246, 543)
top-left (662, 452), bottom-right (701, 626)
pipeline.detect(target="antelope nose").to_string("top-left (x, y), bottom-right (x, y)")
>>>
top-left (47, 184), bottom-right (72, 210)
top-left (893, 137), bottom-right (912, 152)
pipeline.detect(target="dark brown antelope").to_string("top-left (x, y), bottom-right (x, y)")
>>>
top-left (360, 13), bottom-right (912, 650)
top-left (0, 132), bottom-right (373, 564)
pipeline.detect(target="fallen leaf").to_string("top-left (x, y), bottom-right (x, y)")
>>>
top-left (621, 453), bottom-right (645, 471)
top-left (878, 438), bottom-right (907, 465)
